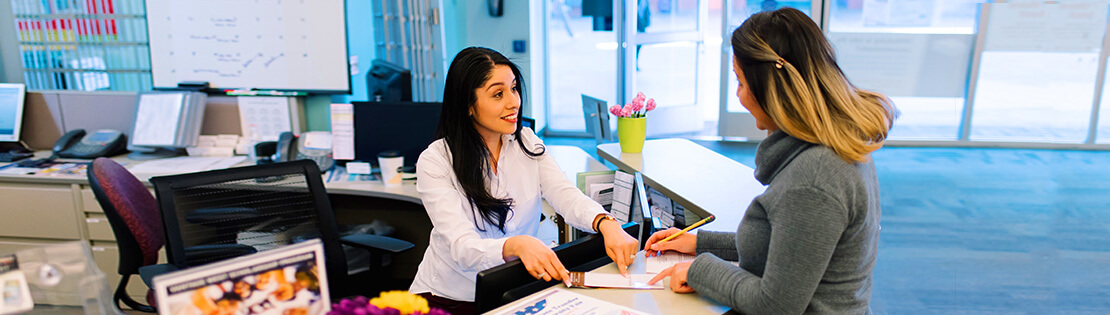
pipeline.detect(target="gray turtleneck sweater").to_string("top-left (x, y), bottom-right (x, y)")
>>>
top-left (686, 131), bottom-right (881, 314)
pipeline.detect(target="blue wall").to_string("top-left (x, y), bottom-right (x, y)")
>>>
top-left (332, 0), bottom-right (377, 104)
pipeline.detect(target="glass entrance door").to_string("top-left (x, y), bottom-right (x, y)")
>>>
top-left (717, 0), bottom-right (821, 140)
top-left (628, 0), bottom-right (710, 137)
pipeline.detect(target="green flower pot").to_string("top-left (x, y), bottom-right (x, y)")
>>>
top-left (617, 117), bottom-right (646, 153)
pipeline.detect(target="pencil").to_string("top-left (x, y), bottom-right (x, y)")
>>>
top-left (658, 215), bottom-right (715, 243)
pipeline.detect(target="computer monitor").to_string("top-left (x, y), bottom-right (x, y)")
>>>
top-left (0, 83), bottom-right (27, 143)
top-left (351, 101), bottom-right (441, 169)
top-left (631, 172), bottom-right (659, 244)
top-left (581, 94), bottom-right (612, 144)
top-left (366, 59), bottom-right (413, 102)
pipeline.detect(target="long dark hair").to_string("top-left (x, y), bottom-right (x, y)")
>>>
top-left (732, 8), bottom-right (896, 162)
top-left (437, 47), bottom-right (544, 233)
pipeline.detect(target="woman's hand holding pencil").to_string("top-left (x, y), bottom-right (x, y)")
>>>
top-left (643, 215), bottom-right (714, 257)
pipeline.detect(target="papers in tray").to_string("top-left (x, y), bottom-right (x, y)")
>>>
top-left (576, 170), bottom-right (634, 224)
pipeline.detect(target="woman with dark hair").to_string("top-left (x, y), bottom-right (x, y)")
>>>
top-left (409, 47), bottom-right (639, 313)
top-left (645, 8), bottom-right (897, 314)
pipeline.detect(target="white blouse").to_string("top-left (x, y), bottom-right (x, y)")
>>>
top-left (408, 128), bottom-right (605, 301)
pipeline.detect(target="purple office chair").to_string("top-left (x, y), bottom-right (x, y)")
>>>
top-left (87, 157), bottom-right (169, 312)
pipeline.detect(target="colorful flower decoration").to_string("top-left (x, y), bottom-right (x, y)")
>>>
top-left (610, 92), bottom-right (656, 118)
top-left (329, 291), bottom-right (449, 315)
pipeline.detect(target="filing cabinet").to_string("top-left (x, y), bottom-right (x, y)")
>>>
top-left (0, 183), bottom-right (80, 239)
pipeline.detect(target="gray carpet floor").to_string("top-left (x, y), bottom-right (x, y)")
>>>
top-left (546, 136), bottom-right (1110, 314)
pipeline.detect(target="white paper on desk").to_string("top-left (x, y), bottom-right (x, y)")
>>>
top-left (329, 103), bottom-right (355, 160)
top-left (346, 162), bottom-right (372, 175)
top-left (238, 96), bottom-right (293, 142)
top-left (324, 166), bottom-right (378, 183)
top-left (208, 156), bottom-right (247, 170)
top-left (215, 134), bottom-right (240, 147)
top-left (609, 171), bottom-right (634, 224)
top-left (490, 288), bottom-right (649, 315)
top-left (569, 271), bottom-right (662, 290)
top-left (128, 156), bottom-right (242, 174)
top-left (645, 252), bottom-right (696, 274)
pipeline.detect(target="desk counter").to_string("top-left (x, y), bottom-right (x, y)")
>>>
top-left (597, 139), bottom-right (765, 232)
top-left (0, 145), bottom-right (605, 307)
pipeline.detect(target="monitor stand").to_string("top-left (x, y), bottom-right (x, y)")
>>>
top-left (127, 147), bottom-right (185, 160)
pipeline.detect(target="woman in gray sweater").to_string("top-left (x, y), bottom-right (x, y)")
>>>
top-left (645, 7), bottom-right (898, 314)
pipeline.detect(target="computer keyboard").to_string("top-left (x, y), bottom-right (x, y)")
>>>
top-left (0, 151), bottom-right (34, 162)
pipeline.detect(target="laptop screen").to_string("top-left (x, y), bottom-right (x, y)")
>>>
top-left (0, 83), bottom-right (26, 142)
top-left (153, 240), bottom-right (330, 315)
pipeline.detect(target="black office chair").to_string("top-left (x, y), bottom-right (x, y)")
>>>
top-left (149, 160), bottom-right (414, 297)
top-left (87, 158), bottom-right (174, 312)
top-left (475, 222), bottom-right (642, 313)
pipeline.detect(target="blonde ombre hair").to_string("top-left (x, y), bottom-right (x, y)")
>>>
top-left (733, 8), bottom-right (897, 163)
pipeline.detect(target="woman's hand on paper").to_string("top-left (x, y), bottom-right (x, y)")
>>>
top-left (644, 228), bottom-right (697, 257)
top-left (504, 235), bottom-right (571, 286)
top-left (599, 219), bottom-right (639, 277)
top-left (648, 261), bottom-right (695, 293)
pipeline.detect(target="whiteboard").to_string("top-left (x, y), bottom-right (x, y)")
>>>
top-left (145, 0), bottom-right (350, 92)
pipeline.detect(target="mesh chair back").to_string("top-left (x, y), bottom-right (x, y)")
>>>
top-left (149, 160), bottom-right (346, 280)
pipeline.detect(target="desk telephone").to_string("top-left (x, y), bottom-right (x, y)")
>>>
top-left (267, 131), bottom-right (334, 172)
top-left (54, 129), bottom-right (128, 159)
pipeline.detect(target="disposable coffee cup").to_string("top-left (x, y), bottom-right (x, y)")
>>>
top-left (378, 150), bottom-right (404, 186)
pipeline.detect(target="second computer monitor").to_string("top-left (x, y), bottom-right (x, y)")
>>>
top-left (581, 94), bottom-right (612, 144)
top-left (351, 101), bottom-right (441, 169)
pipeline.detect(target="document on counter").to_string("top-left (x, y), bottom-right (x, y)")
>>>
top-left (490, 288), bottom-right (649, 315)
top-left (128, 156), bottom-right (246, 174)
top-left (324, 166), bottom-right (377, 183)
top-left (645, 252), bottom-right (696, 274)
top-left (566, 271), bottom-right (663, 290)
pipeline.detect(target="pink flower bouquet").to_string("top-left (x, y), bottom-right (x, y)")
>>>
top-left (609, 92), bottom-right (656, 119)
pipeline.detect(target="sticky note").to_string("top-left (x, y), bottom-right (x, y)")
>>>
top-left (346, 162), bottom-right (372, 175)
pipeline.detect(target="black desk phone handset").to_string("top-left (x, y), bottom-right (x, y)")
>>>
top-left (273, 131), bottom-right (334, 172)
top-left (53, 129), bottom-right (128, 159)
